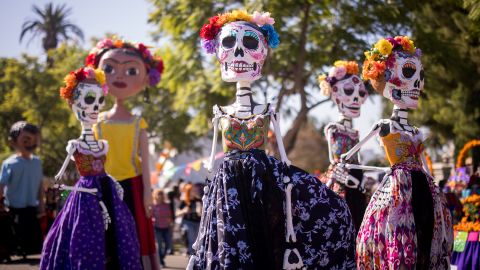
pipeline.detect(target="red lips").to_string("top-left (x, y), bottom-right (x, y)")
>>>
top-left (113, 81), bottom-right (127, 88)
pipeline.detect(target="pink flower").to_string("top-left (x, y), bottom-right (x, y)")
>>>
top-left (96, 39), bottom-right (113, 49)
top-left (251, 11), bottom-right (275, 26)
top-left (329, 66), bottom-right (346, 79)
top-left (102, 84), bottom-right (109, 95)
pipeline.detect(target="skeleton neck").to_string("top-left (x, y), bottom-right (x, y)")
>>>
top-left (391, 105), bottom-right (413, 132)
top-left (234, 81), bottom-right (256, 115)
top-left (80, 123), bottom-right (100, 151)
top-left (338, 115), bottom-right (353, 129)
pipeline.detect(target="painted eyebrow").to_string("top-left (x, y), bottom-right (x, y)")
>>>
top-left (104, 58), bottom-right (141, 65)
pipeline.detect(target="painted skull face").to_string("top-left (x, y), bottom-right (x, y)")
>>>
top-left (216, 21), bottom-right (268, 82)
top-left (72, 83), bottom-right (105, 125)
top-left (383, 52), bottom-right (424, 109)
top-left (331, 75), bottom-right (368, 118)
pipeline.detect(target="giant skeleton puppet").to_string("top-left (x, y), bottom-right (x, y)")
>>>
top-left (86, 38), bottom-right (164, 270)
top-left (40, 67), bottom-right (141, 270)
top-left (188, 10), bottom-right (356, 270)
top-left (338, 36), bottom-right (453, 269)
top-left (318, 61), bottom-right (388, 231)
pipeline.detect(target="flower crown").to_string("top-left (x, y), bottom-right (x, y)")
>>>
top-left (362, 36), bottom-right (421, 81)
top-left (318, 61), bottom-right (359, 96)
top-left (60, 67), bottom-right (108, 102)
top-left (85, 38), bottom-right (164, 87)
top-left (199, 10), bottom-right (280, 54)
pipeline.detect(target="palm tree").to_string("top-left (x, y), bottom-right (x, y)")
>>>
top-left (20, 3), bottom-right (84, 67)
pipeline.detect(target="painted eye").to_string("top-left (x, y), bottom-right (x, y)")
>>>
top-left (126, 67), bottom-right (140, 76)
top-left (344, 88), bottom-right (354, 96)
top-left (359, 90), bottom-right (367, 97)
top-left (84, 92), bottom-right (96, 104)
top-left (402, 62), bottom-right (416, 79)
top-left (99, 96), bottom-right (105, 104)
top-left (102, 64), bottom-right (115, 75)
top-left (222, 35), bottom-right (236, 49)
top-left (420, 69), bottom-right (425, 80)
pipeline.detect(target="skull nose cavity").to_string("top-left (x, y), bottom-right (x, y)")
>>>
top-left (414, 79), bottom-right (420, 88)
top-left (353, 97), bottom-right (358, 102)
top-left (234, 47), bottom-right (244, 57)
top-left (94, 105), bottom-right (98, 111)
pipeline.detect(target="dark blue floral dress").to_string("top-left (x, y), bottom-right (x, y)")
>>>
top-left (188, 106), bottom-right (356, 269)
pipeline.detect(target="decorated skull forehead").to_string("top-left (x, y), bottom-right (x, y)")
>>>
top-left (319, 61), bottom-right (368, 118)
top-left (199, 10), bottom-right (280, 83)
top-left (363, 36), bottom-right (424, 109)
top-left (60, 67), bottom-right (109, 125)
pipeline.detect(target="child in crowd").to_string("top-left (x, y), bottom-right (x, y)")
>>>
top-left (0, 121), bottom-right (44, 258)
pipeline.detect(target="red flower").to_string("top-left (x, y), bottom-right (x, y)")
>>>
top-left (85, 53), bottom-right (96, 67)
top-left (209, 15), bottom-right (220, 25)
top-left (156, 59), bottom-right (164, 74)
top-left (200, 23), bottom-right (220, 40)
top-left (138, 43), bottom-right (147, 53)
top-left (75, 68), bottom-right (86, 82)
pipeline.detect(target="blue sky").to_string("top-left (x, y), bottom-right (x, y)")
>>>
top-left (0, 0), bottom-right (384, 154)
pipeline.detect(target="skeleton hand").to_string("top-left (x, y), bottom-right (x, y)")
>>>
top-left (99, 201), bottom-right (111, 231)
top-left (54, 173), bottom-right (63, 183)
top-left (333, 164), bottom-right (363, 190)
top-left (203, 159), bottom-right (213, 172)
top-left (113, 180), bottom-right (124, 201)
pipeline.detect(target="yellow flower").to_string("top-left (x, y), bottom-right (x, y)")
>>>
top-left (94, 69), bottom-right (106, 85)
top-left (317, 74), bottom-right (327, 83)
top-left (230, 10), bottom-right (252, 22)
top-left (374, 39), bottom-right (393, 56)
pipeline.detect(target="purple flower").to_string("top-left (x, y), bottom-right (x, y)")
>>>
top-left (386, 37), bottom-right (399, 49)
top-left (415, 48), bottom-right (422, 58)
top-left (202, 39), bottom-right (217, 54)
top-left (385, 54), bottom-right (396, 69)
top-left (148, 69), bottom-right (161, 86)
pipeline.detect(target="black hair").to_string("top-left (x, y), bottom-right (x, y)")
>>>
top-left (8, 121), bottom-right (39, 142)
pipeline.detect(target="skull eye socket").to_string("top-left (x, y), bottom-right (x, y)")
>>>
top-left (99, 96), bottom-right (105, 104)
top-left (243, 31), bottom-right (259, 50)
top-left (402, 61), bottom-right (417, 79)
top-left (222, 35), bottom-right (236, 49)
top-left (359, 91), bottom-right (367, 97)
top-left (102, 64), bottom-right (115, 75)
top-left (84, 92), bottom-right (96, 105)
top-left (344, 87), bottom-right (354, 96)
top-left (420, 69), bottom-right (425, 80)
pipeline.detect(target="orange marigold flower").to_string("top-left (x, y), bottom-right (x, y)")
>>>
top-left (362, 60), bottom-right (386, 80)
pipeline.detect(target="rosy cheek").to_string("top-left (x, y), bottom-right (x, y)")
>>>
top-left (218, 51), bottom-right (229, 62)
top-left (249, 52), bottom-right (264, 60)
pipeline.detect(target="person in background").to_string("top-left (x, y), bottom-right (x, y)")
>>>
top-left (0, 121), bottom-right (44, 258)
top-left (178, 182), bottom-right (201, 255)
top-left (152, 189), bottom-right (173, 267)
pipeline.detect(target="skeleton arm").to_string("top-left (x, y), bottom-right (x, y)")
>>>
top-left (341, 122), bottom-right (382, 162)
top-left (54, 142), bottom-right (76, 182)
top-left (205, 109), bottom-right (220, 172)
top-left (271, 111), bottom-right (291, 166)
top-left (325, 127), bottom-right (334, 164)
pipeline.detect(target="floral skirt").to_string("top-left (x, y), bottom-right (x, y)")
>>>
top-left (320, 164), bottom-right (367, 231)
top-left (40, 173), bottom-right (141, 270)
top-left (189, 149), bottom-right (356, 269)
top-left (356, 163), bottom-right (453, 269)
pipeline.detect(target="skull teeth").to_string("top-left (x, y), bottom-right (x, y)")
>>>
top-left (227, 61), bottom-right (256, 72)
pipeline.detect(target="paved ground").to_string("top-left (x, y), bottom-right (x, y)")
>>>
top-left (0, 254), bottom-right (189, 270)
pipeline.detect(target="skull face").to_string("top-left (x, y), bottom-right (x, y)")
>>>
top-left (216, 21), bottom-right (268, 82)
top-left (331, 75), bottom-right (368, 118)
top-left (383, 52), bottom-right (424, 109)
top-left (71, 83), bottom-right (105, 125)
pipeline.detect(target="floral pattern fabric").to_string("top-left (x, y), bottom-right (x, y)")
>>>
top-left (189, 110), bottom-right (356, 269)
top-left (356, 123), bottom-right (453, 269)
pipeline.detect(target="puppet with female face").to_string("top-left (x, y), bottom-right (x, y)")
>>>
top-left (339, 36), bottom-right (453, 269)
top-left (86, 39), bottom-right (163, 270)
top-left (318, 61), bottom-right (372, 231)
top-left (188, 10), bottom-right (356, 270)
top-left (40, 67), bottom-right (141, 270)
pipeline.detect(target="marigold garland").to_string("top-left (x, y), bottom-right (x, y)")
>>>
top-left (456, 139), bottom-right (480, 169)
top-left (362, 36), bottom-right (421, 81)
top-left (85, 38), bottom-right (164, 87)
top-left (318, 61), bottom-right (361, 96)
top-left (454, 194), bottom-right (480, 232)
top-left (199, 10), bottom-right (280, 54)
top-left (60, 67), bottom-right (108, 102)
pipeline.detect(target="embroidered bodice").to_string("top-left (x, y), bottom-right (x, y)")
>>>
top-left (216, 105), bottom-right (270, 152)
top-left (67, 140), bottom-right (108, 177)
top-left (325, 123), bottom-right (359, 163)
top-left (379, 121), bottom-right (424, 166)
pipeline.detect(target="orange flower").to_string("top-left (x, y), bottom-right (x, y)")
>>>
top-left (362, 60), bottom-right (386, 80)
top-left (113, 39), bottom-right (124, 48)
